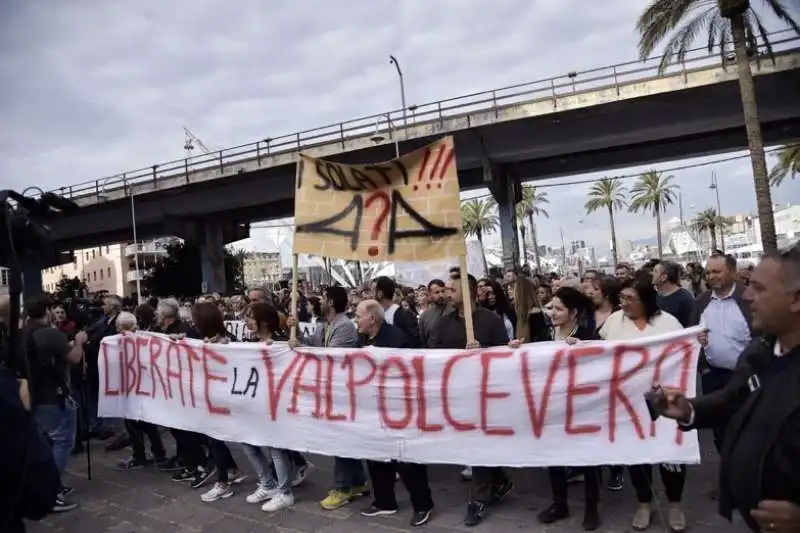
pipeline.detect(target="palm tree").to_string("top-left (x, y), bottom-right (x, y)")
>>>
top-left (461, 198), bottom-right (498, 275)
top-left (519, 186), bottom-right (549, 272)
top-left (636, 0), bottom-right (799, 254)
top-left (584, 177), bottom-right (628, 268)
top-left (769, 143), bottom-right (800, 187)
top-left (628, 170), bottom-right (679, 258)
top-left (694, 208), bottom-right (726, 250)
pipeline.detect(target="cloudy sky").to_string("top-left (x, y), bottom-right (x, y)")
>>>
top-left (2, 0), bottom-right (798, 257)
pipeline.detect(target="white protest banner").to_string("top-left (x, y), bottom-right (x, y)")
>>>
top-left (224, 320), bottom-right (317, 341)
top-left (98, 327), bottom-right (702, 467)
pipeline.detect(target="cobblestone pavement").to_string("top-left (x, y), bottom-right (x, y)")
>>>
top-left (27, 432), bottom-right (751, 533)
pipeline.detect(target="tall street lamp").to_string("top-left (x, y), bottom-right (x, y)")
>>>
top-left (389, 55), bottom-right (408, 128)
top-left (709, 172), bottom-right (726, 252)
top-left (101, 177), bottom-right (142, 302)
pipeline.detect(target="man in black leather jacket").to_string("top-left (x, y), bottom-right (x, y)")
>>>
top-left (659, 246), bottom-right (800, 533)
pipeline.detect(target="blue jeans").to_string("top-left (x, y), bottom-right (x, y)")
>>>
top-left (241, 444), bottom-right (294, 495)
top-left (34, 401), bottom-right (77, 480)
top-left (333, 457), bottom-right (366, 491)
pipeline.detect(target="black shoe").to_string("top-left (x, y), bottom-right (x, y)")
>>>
top-left (171, 468), bottom-right (196, 482)
top-left (607, 470), bottom-right (624, 492)
top-left (410, 508), bottom-right (432, 527)
top-left (360, 504), bottom-right (398, 517)
top-left (158, 456), bottom-right (185, 472)
top-left (105, 435), bottom-right (130, 452)
top-left (463, 501), bottom-right (486, 527)
top-left (190, 466), bottom-right (216, 489)
top-left (152, 455), bottom-right (170, 468)
top-left (489, 480), bottom-right (514, 504)
top-left (583, 506), bottom-right (600, 531)
top-left (52, 496), bottom-right (77, 513)
top-left (118, 456), bottom-right (152, 471)
top-left (538, 503), bottom-right (569, 524)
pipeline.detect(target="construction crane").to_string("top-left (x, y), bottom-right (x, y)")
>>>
top-left (183, 126), bottom-right (213, 157)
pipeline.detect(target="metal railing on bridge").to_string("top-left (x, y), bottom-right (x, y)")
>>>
top-left (49, 30), bottom-right (800, 202)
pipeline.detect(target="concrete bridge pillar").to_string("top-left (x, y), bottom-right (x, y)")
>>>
top-left (174, 218), bottom-right (249, 295)
top-left (199, 222), bottom-right (226, 295)
top-left (483, 163), bottom-right (520, 270)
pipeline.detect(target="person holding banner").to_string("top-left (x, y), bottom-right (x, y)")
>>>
top-left (598, 275), bottom-right (687, 532)
top-left (428, 273), bottom-right (513, 528)
top-left (287, 286), bottom-right (369, 511)
top-left (354, 299), bottom-right (435, 527)
top-left (536, 287), bottom-right (601, 531)
top-left (240, 302), bottom-right (296, 512)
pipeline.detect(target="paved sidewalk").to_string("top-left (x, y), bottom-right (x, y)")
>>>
top-left (27, 432), bottom-right (751, 533)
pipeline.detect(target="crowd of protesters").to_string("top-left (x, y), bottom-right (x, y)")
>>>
top-left (8, 246), bottom-right (798, 532)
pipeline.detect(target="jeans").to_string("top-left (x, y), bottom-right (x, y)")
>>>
top-left (241, 444), bottom-right (294, 494)
top-left (34, 401), bottom-right (77, 479)
top-left (333, 457), bottom-right (367, 490)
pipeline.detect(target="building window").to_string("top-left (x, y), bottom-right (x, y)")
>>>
top-left (107, 267), bottom-right (111, 277)
top-left (85, 252), bottom-right (89, 261)
top-left (92, 249), bottom-right (96, 259)
top-left (93, 271), bottom-right (97, 281)
top-left (100, 269), bottom-right (104, 280)
top-left (106, 246), bottom-right (110, 254)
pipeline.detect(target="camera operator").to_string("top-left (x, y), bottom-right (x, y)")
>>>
top-left (0, 295), bottom-right (61, 533)
top-left (22, 294), bottom-right (87, 512)
top-left (656, 245), bottom-right (800, 533)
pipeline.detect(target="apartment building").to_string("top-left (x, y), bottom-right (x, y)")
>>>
top-left (242, 251), bottom-right (282, 288)
top-left (42, 237), bottom-right (181, 297)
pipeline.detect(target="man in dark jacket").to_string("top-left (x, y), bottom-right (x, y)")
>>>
top-left (371, 277), bottom-right (421, 348)
top-left (355, 299), bottom-right (435, 528)
top-left (659, 246), bottom-right (800, 533)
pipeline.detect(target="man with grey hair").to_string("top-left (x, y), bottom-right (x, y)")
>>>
top-left (354, 299), bottom-right (434, 527)
top-left (653, 260), bottom-right (695, 327)
top-left (84, 294), bottom-right (124, 445)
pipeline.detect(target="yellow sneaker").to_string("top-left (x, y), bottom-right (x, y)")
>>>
top-left (348, 483), bottom-right (370, 498)
top-left (320, 489), bottom-right (351, 510)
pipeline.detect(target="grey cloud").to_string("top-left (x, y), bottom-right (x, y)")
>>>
top-left (1, 0), bottom-right (796, 254)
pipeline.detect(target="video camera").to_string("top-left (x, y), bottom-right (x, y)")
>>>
top-left (0, 188), bottom-right (79, 368)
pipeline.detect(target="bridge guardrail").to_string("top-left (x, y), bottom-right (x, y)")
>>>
top-left (50, 30), bottom-right (800, 202)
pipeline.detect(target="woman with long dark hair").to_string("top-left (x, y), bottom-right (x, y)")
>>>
top-left (481, 280), bottom-right (516, 339)
top-left (537, 286), bottom-right (601, 531)
top-left (191, 303), bottom-right (247, 503)
top-left (238, 303), bottom-right (296, 511)
top-left (598, 275), bottom-right (686, 532)
top-left (512, 277), bottom-right (550, 343)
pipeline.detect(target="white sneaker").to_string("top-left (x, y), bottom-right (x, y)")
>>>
top-left (292, 462), bottom-right (315, 488)
top-left (200, 482), bottom-right (234, 502)
top-left (262, 492), bottom-right (295, 512)
top-left (461, 466), bottom-right (473, 481)
top-left (246, 485), bottom-right (279, 504)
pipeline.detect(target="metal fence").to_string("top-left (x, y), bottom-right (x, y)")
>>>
top-left (49, 30), bottom-right (800, 201)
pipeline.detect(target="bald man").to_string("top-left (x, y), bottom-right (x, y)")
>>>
top-left (354, 299), bottom-right (434, 526)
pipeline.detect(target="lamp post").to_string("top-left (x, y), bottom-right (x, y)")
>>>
top-left (389, 55), bottom-right (408, 128)
top-left (709, 172), bottom-right (726, 252)
top-left (102, 177), bottom-right (142, 302)
top-left (370, 115), bottom-right (400, 158)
